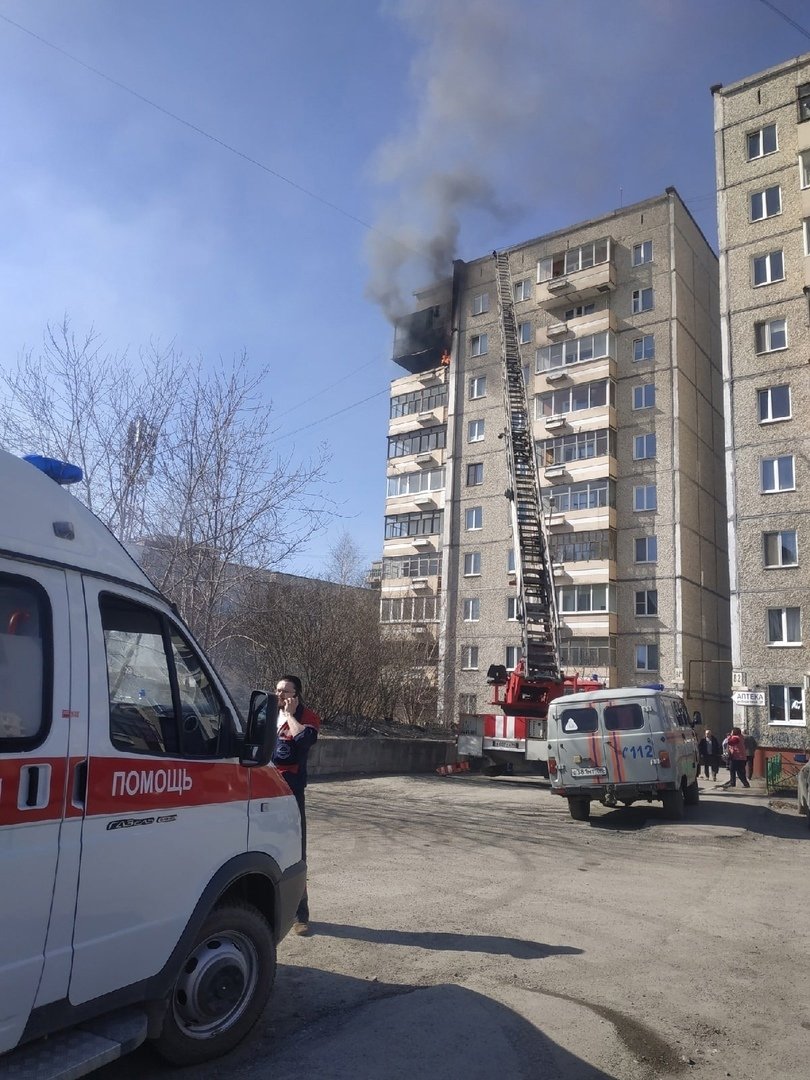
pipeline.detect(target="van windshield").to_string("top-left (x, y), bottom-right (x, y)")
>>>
top-left (559, 707), bottom-right (598, 733)
top-left (604, 704), bottom-right (645, 731)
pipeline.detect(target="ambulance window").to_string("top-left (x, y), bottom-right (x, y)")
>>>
top-left (559, 707), bottom-right (598, 733)
top-left (604, 704), bottom-right (644, 731)
top-left (0, 577), bottom-right (50, 750)
top-left (168, 627), bottom-right (228, 758)
top-left (102, 598), bottom-right (178, 756)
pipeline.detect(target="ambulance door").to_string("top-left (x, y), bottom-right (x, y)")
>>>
top-left (69, 584), bottom-right (249, 1006)
top-left (0, 565), bottom-right (72, 1053)
top-left (601, 699), bottom-right (660, 786)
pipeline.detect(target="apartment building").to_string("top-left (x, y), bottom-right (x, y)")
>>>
top-left (381, 190), bottom-right (730, 730)
top-left (714, 56), bottom-right (810, 757)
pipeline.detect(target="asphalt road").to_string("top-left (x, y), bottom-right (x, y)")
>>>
top-left (99, 774), bottom-right (810, 1080)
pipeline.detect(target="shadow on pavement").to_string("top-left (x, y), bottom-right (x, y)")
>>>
top-left (312, 922), bottom-right (582, 959)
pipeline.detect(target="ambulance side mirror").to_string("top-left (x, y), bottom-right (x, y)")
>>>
top-left (240, 690), bottom-right (278, 767)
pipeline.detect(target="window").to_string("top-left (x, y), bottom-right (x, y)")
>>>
top-left (380, 597), bottom-right (439, 623)
top-left (761, 455), bottom-right (795, 493)
top-left (536, 331), bottom-right (613, 372)
top-left (464, 552), bottom-right (481, 576)
top-left (463, 598), bottom-right (480, 622)
top-left (537, 379), bottom-right (611, 417)
top-left (767, 607), bottom-right (801, 644)
top-left (469, 375), bottom-right (487, 399)
top-left (518, 321), bottom-right (532, 344)
top-left (382, 553), bottom-right (442, 578)
top-left (468, 418), bottom-right (485, 442)
top-left (633, 433), bottom-right (656, 460)
top-left (632, 240), bottom-right (652, 265)
top-left (548, 478), bottom-right (613, 513)
top-left (465, 506), bottom-right (483, 531)
top-left (633, 334), bottom-right (655, 362)
top-left (390, 384), bottom-right (447, 418)
top-left (506, 548), bottom-right (516, 574)
top-left (750, 185), bottom-right (781, 221)
top-left (563, 303), bottom-right (595, 320)
top-left (466, 462), bottom-right (484, 487)
top-left (635, 643), bottom-right (659, 671)
top-left (102, 596), bottom-right (228, 758)
top-left (505, 645), bottom-right (521, 671)
top-left (746, 123), bottom-right (777, 160)
top-left (387, 467), bottom-right (445, 497)
top-left (560, 638), bottom-right (615, 669)
top-left (461, 645), bottom-right (479, 670)
top-left (801, 149), bottom-right (810, 189)
top-left (539, 429), bottom-right (613, 467)
top-left (804, 218), bottom-right (810, 257)
top-left (604, 704), bottom-right (645, 731)
top-left (635, 589), bottom-right (658, 616)
top-left (634, 536), bottom-right (657, 563)
top-left (752, 250), bottom-right (784, 286)
top-left (538, 238), bottom-right (610, 281)
top-left (763, 530), bottom-right (798, 568)
top-left (632, 288), bottom-right (653, 313)
top-left (507, 596), bottom-right (520, 620)
top-left (471, 334), bottom-right (488, 357)
top-left (549, 529), bottom-right (614, 563)
top-left (387, 425), bottom-right (446, 459)
top-left (514, 279), bottom-right (532, 302)
top-left (558, 584), bottom-right (610, 613)
top-left (459, 693), bottom-right (477, 715)
top-left (633, 484), bottom-right (657, 511)
top-left (0, 577), bottom-right (49, 747)
top-left (769, 684), bottom-right (804, 724)
top-left (754, 318), bottom-right (786, 354)
top-left (758, 385), bottom-right (790, 423)
top-left (798, 82), bottom-right (810, 123)
top-left (472, 292), bottom-right (489, 315)
top-left (384, 509), bottom-right (443, 538)
top-left (633, 384), bottom-right (655, 410)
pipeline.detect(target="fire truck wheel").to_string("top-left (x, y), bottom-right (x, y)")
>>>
top-left (152, 902), bottom-right (276, 1066)
top-left (567, 796), bottom-right (590, 822)
top-left (661, 785), bottom-right (686, 820)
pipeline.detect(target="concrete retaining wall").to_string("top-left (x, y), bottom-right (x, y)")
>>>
top-left (309, 736), bottom-right (457, 777)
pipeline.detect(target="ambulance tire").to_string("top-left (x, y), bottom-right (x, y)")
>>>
top-left (568, 796), bottom-right (591, 821)
top-left (684, 779), bottom-right (700, 806)
top-left (661, 785), bottom-right (685, 820)
top-left (153, 902), bottom-right (276, 1066)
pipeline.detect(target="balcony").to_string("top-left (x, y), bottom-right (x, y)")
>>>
top-left (537, 260), bottom-right (616, 308)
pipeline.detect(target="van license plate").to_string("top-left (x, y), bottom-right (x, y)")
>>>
top-left (570, 766), bottom-right (607, 778)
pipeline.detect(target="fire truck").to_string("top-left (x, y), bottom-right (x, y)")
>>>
top-left (457, 252), bottom-right (602, 776)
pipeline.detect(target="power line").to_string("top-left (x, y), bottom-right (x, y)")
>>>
top-left (269, 385), bottom-right (391, 445)
top-left (0, 11), bottom-right (423, 258)
top-left (756, 0), bottom-right (810, 41)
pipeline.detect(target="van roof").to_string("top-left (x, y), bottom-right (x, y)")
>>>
top-left (550, 686), bottom-right (676, 707)
top-left (1, 449), bottom-right (157, 592)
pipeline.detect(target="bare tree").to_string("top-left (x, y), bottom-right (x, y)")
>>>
top-left (2, 319), bottom-right (332, 656)
top-left (322, 530), bottom-right (368, 587)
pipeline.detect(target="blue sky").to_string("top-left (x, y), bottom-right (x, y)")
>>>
top-left (1, 0), bottom-right (808, 575)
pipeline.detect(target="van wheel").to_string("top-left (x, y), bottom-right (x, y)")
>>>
top-left (152, 902), bottom-right (276, 1066)
top-left (661, 786), bottom-right (685, 820)
top-left (684, 779), bottom-right (700, 806)
top-left (568, 796), bottom-right (591, 821)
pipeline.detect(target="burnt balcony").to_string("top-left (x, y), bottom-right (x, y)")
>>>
top-left (393, 306), bottom-right (452, 374)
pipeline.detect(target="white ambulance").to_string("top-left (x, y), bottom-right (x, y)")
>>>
top-left (0, 450), bottom-right (304, 1077)
top-left (547, 686), bottom-right (700, 821)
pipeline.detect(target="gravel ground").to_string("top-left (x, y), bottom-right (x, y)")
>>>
top-left (99, 773), bottom-right (810, 1080)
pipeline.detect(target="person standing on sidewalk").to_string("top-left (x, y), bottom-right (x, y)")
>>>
top-left (272, 674), bottom-right (320, 935)
top-left (698, 728), bottom-right (722, 780)
top-left (726, 727), bottom-right (750, 788)
top-left (743, 731), bottom-right (758, 781)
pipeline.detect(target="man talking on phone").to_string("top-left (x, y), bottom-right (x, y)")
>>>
top-left (272, 674), bottom-right (320, 935)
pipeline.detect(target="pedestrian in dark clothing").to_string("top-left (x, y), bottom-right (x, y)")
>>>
top-left (743, 732), bottom-right (757, 780)
top-left (271, 674), bottom-right (320, 934)
top-left (698, 729), bottom-right (722, 780)
top-left (726, 727), bottom-right (750, 788)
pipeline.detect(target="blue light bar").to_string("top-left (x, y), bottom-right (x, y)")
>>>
top-left (23, 455), bottom-right (84, 485)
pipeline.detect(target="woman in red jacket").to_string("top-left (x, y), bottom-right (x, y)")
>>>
top-left (726, 727), bottom-right (750, 789)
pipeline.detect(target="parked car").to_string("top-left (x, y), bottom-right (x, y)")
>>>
top-left (797, 761), bottom-right (810, 828)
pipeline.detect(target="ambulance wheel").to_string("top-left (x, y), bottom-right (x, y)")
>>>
top-left (684, 779), bottom-right (700, 806)
top-left (153, 902), bottom-right (276, 1066)
top-left (568, 796), bottom-right (591, 821)
top-left (661, 786), bottom-right (685, 820)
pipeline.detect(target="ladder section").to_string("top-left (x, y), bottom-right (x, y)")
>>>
top-left (493, 252), bottom-right (561, 683)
